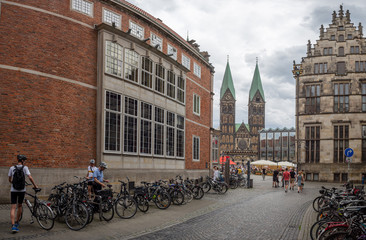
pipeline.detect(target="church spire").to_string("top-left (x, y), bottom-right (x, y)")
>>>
top-left (220, 57), bottom-right (236, 100)
top-left (249, 59), bottom-right (265, 101)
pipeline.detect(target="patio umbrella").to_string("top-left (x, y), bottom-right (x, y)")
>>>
top-left (277, 161), bottom-right (296, 167)
top-left (251, 160), bottom-right (277, 166)
top-left (219, 156), bottom-right (236, 165)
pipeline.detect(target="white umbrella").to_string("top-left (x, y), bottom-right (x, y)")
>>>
top-left (251, 160), bottom-right (277, 166)
top-left (277, 161), bottom-right (296, 167)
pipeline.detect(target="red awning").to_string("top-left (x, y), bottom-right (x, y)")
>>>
top-left (219, 156), bottom-right (236, 165)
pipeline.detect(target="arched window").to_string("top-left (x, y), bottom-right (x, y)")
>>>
top-left (338, 47), bottom-right (344, 56)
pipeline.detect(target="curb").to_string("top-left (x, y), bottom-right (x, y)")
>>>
top-left (298, 203), bottom-right (317, 240)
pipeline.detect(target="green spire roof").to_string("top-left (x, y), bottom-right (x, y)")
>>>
top-left (235, 123), bottom-right (250, 132)
top-left (249, 62), bottom-right (265, 101)
top-left (220, 60), bottom-right (236, 100)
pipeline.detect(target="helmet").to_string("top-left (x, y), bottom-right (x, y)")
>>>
top-left (90, 159), bottom-right (95, 164)
top-left (17, 155), bottom-right (27, 162)
top-left (100, 162), bottom-right (107, 169)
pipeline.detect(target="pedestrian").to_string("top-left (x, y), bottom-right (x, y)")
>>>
top-left (262, 168), bottom-right (266, 180)
top-left (297, 171), bottom-right (304, 193)
top-left (213, 166), bottom-right (220, 181)
top-left (8, 155), bottom-right (38, 233)
top-left (283, 168), bottom-right (290, 193)
top-left (279, 170), bottom-right (284, 188)
top-left (290, 168), bottom-right (296, 191)
top-left (86, 159), bottom-right (98, 199)
top-left (362, 174), bottom-right (365, 185)
top-left (93, 162), bottom-right (109, 192)
top-left (273, 169), bottom-right (279, 187)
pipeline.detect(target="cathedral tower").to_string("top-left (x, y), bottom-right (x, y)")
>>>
top-left (248, 60), bottom-right (265, 152)
top-left (220, 59), bottom-right (236, 153)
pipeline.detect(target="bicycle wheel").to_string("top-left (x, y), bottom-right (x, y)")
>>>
top-left (136, 195), bottom-right (149, 212)
top-left (230, 181), bottom-right (238, 189)
top-left (323, 231), bottom-right (352, 240)
top-left (154, 192), bottom-right (171, 210)
top-left (310, 220), bottom-right (326, 240)
top-left (184, 189), bottom-right (193, 203)
top-left (202, 183), bottom-right (211, 193)
top-left (171, 190), bottom-right (184, 205)
top-left (65, 203), bottom-right (89, 231)
top-left (86, 203), bottom-right (94, 224)
top-left (36, 203), bottom-right (55, 230)
top-left (312, 196), bottom-right (323, 212)
top-left (239, 179), bottom-right (247, 188)
top-left (101, 199), bottom-right (114, 221)
top-left (192, 186), bottom-right (204, 200)
top-left (115, 196), bottom-right (137, 219)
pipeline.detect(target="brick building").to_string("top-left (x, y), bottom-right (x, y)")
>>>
top-left (219, 59), bottom-right (265, 163)
top-left (295, 5), bottom-right (366, 182)
top-left (0, 0), bottom-right (214, 201)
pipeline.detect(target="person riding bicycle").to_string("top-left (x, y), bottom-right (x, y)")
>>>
top-left (8, 155), bottom-right (38, 233)
top-left (93, 162), bottom-right (109, 192)
top-left (86, 159), bottom-right (97, 199)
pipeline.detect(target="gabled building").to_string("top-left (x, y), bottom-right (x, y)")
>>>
top-left (295, 5), bottom-right (366, 182)
top-left (219, 59), bottom-right (265, 163)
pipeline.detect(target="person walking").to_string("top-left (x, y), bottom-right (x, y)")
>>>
top-left (262, 168), bottom-right (266, 181)
top-left (283, 168), bottom-right (291, 193)
top-left (273, 169), bottom-right (279, 188)
top-left (289, 169), bottom-right (296, 191)
top-left (8, 155), bottom-right (38, 233)
top-left (297, 171), bottom-right (304, 193)
top-left (86, 159), bottom-right (98, 199)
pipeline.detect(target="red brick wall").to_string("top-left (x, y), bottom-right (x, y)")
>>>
top-left (0, 0), bottom-right (213, 170)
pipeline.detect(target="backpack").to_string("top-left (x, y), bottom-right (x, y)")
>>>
top-left (12, 165), bottom-right (25, 190)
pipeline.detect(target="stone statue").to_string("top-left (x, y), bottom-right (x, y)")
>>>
top-left (307, 40), bottom-right (311, 55)
top-left (332, 11), bottom-right (336, 24)
top-left (359, 22), bottom-right (363, 36)
top-left (339, 5), bottom-right (344, 18)
top-left (346, 10), bottom-right (350, 23)
top-left (320, 25), bottom-right (324, 38)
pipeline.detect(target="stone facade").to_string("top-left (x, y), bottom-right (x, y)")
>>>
top-left (296, 5), bottom-right (366, 182)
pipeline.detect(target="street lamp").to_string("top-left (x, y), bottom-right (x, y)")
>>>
top-left (292, 61), bottom-right (303, 174)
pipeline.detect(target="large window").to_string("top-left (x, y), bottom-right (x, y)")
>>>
top-left (281, 132), bottom-right (288, 161)
top-left (193, 94), bottom-right (200, 115)
top-left (155, 64), bottom-right (165, 94)
top-left (151, 33), bottom-right (162, 51)
top-left (177, 75), bottom-right (185, 103)
top-left (71, 0), bottom-right (93, 16)
top-left (267, 133), bottom-right (273, 159)
top-left (129, 21), bottom-right (144, 39)
top-left (166, 112), bottom-right (175, 157)
top-left (124, 49), bottom-right (139, 82)
top-left (334, 83), bottom-right (349, 112)
top-left (305, 126), bottom-right (320, 163)
top-left (305, 85), bottom-right (320, 113)
top-left (274, 132), bottom-right (281, 161)
top-left (350, 46), bottom-right (360, 54)
top-left (182, 54), bottom-right (190, 69)
top-left (334, 125), bottom-right (349, 163)
top-left (124, 97), bottom-right (138, 153)
top-left (211, 137), bottom-right (218, 163)
top-left (167, 44), bottom-right (177, 60)
top-left (338, 47), bottom-right (344, 56)
top-left (337, 62), bottom-right (346, 75)
top-left (289, 132), bottom-right (295, 161)
top-left (105, 91), bottom-right (121, 151)
top-left (193, 136), bottom-right (200, 161)
top-left (176, 116), bottom-right (185, 158)
top-left (103, 8), bottom-right (121, 28)
top-left (194, 62), bottom-right (201, 78)
top-left (154, 107), bottom-right (164, 156)
top-left (167, 70), bottom-right (176, 99)
top-left (363, 126), bottom-right (366, 162)
top-left (314, 63), bottom-right (327, 74)
top-left (140, 102), bottom-right (152, 154)
top-left (362, 83), bottom-right (366, 112)
top-left (355, 61), bottom-right (366, 72)
top-left (105, 41), bottom-right (123, 77)
top-left (141, 57), bottom-right (153, 88)
top-left (323, 47), bottom-right (333, 55)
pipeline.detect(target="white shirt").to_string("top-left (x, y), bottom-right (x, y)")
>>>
top-left (213, 170), bottom-right (220, 181)
top-left (8, 165), bottom-right (31, 192)
top-left (87, 166), bottom-right (98, 181)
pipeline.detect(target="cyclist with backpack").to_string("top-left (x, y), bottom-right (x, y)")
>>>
top-left (86, 159), bottom-right (98, 199)
top-left (8, 155), bottom-right (38, 233)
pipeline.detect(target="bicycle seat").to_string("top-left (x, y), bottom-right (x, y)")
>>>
top-left (107, 184), bottom-right (112, 188)
top-left (33, 188), bottom-right (42, 193)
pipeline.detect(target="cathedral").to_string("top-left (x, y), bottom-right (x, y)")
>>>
top-left (219, 59), bottom-right (265, 163)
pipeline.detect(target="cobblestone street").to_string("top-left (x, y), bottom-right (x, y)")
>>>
top-left (0, 175), bottom-right (336, 240)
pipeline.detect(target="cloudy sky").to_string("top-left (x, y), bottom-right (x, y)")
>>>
top-left (128, 0), bottom-right (366, 129)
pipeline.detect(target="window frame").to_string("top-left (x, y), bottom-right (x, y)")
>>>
top-left (182, 54), bottom-right (191, 69)
top-left (193, 94), bottom-right (201, 116)
top-left (123, 96), bottom-right (138, 154)
top-left (140, 102), bottom-right (153, 155)
top-left (333, 82), bottom-right (349, 113)
top-left (333, 125), bottom-right (349, 163)
top-left (105, 41), bottom-right (123, 77)
top-left (104, 91), bottom-right (122, 153)
top-left (305, 84), bottom-right (321, 113)
top-left (129, 20), bottom-right (144, 39)
top-left (150, 33), bottom-right (163, 51)
top-left (71, 0), bottom-right (93, 17)
top-left (167, 44), bottom-right (177, 60)
top-left (193, 135), bottom-right (200, 161)
top-left (124, 48), bottom-right (140, 83)
top-left (102, 8), bottom-right (121, 29)
top-left (305, 126), bottom-right (320, 163)
top-left (193, 62), bottom-right (201, 78)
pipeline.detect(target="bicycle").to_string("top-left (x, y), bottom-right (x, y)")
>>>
top-left (19, 183), bottom-right (55, 230)
top-left (114, 178), bottom-right (137, 219)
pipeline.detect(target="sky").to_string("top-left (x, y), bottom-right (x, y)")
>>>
top-left (127, 0), bottom-right (366, 129)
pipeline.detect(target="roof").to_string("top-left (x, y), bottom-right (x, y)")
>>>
top-left (220, 61), bottom-right (236, 100)
top-left (235, 123), bottom-right (250, 132)
top-left (249, 62), bottom-right (265, 101)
